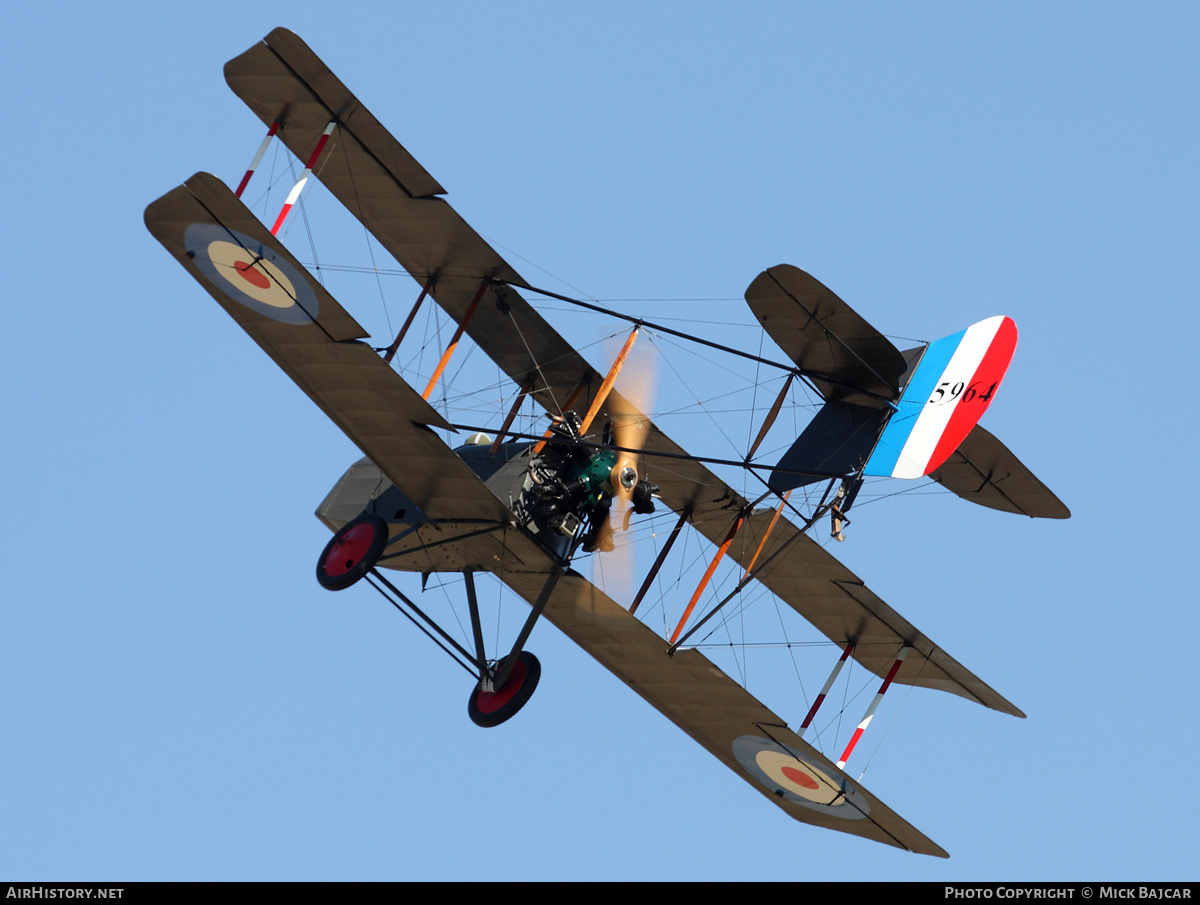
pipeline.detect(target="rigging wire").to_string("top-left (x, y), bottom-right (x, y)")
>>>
top-left (645, 333), bottom-right (742, 460)
top-left (335, 129), bottom-right (396, 341)
top-left (478, 232), bottom-right (599, 304)
top-left (285, 152), bottom-right (324, 286)
top-left (246, 170), bottom-right (933, 765)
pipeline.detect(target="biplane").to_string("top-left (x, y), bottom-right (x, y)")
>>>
top-left (145, 28), bottom-right (1069, 857)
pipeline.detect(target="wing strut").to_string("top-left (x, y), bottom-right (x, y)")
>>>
top-left (629, 508), bottom-right (690, 615)
top-left (578, 325), bottom-right (640, 436)
top-left (837, 646), bottom-right (910, 768)
top-left (234, 118), bottom-right (280, 198)
top-left (422, 280), bottom-right (489, 400)
top-left (746, 374), bottom-right (795, 462)
top-left (741, 489), bottom-right (792, 579)
top-left (667, 478), bottom-right (840, 654)
top-left (489, 378), bottom-right (533, 456)
top-left (532, 378), bottom-right (589, 455)
top-left (669, 512), bottom-right (745, 645)
top-left (382, 279), bottom-right (433, 363)
top-left (799, 642), bottom-right (855, 738)
top-left (271, 120), bottom-right (336, 235)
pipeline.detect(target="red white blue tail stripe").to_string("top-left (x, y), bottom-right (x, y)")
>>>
top-left (864, 316), bottom-right (1017, 479)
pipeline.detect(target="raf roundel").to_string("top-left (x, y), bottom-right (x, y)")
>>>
top-left (184, 223), bottom-right (319, 325)
top-left (733, 736), bottom-right (869, 819)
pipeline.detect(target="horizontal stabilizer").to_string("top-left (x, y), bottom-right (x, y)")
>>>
top-left (930, 425), bottom-right (1070, 519)
top-left (745, 265), bottom-right (908, 405)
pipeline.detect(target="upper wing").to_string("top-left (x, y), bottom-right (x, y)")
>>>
top-left (144, 171), bottom-right (511, 524)
top-left (224, 29), bottom-right (583, 412)
top-left (223, 28), bottom-right (1019, 716)
top-left (930, 424), bottom-right (1070, 519)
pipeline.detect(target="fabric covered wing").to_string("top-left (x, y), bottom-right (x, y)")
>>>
top-left (745, 265), bottom-right (908, 405)
top-left (144, 172), bottom-right (510, 523)
top-left (930, 425), bottom-right (1070, 519)
top-left (729, 505), bottom-right (1025, 715)
top-left (224, 30), bottom-right (1020, 717)
top-left (224, 30), bottom-right (572, 402)
top-left (497, 560), bottom-right (946, 856)
top-left (638, 430), bottom-right (1024, 717)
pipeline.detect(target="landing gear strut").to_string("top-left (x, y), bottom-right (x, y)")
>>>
top-left (462, 569), bottom-right (557, 727)
top-left (324, 528), bottom-right (556, 729)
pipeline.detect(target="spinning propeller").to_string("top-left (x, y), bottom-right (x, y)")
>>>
top-left (586, 332), bottom-right (659, 593)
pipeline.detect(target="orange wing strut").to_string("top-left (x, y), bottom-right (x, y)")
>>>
top-left (422, 281), bottom-right (489, 400)
top-left (741, 489), bottom-right (791, 580)
top-left (669, 513), bottom-right (744, 645)
top-left (530, 325), bottom-right (639, 456)
top-left (578, 325), bottom-right (641, 436)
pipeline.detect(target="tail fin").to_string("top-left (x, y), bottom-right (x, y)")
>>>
top-left (863, 316), bottom-right (1017, 479)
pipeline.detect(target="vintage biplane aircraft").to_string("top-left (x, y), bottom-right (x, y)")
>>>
top-left (145, 28), bottom-right (1069, 857)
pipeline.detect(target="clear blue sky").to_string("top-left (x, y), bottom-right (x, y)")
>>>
top-left (2, 1), bottom-right (1197, 881)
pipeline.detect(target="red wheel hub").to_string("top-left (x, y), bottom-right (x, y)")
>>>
top-left (322, 522), bottom-right (379, 578)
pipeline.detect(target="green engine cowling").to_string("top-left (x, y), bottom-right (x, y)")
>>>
top-left (562, 448), bottom-right (618, 511)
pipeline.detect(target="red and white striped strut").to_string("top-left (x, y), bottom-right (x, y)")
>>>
top-left (798, 642), bottom-right (854, 738)
top-left (270, 121), bottom-right (336, 236)
top-left (234, 120), bottom-right (281, 198)
top-left (836, 646), bottom-right (909, 769)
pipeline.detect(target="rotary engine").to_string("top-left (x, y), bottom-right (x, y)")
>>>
top-left (514, 412), bottom-right (658, 553)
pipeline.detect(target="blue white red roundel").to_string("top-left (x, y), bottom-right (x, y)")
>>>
top-left (733, 735), bottom-right (869, 818)
top-left (184, 223), bottom-right (319, 325)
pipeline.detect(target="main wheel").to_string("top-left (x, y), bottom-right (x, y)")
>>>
top-left (316, 513), bottom-right (389, 591)
top-left (468, 651), bottom-right (541, 728)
